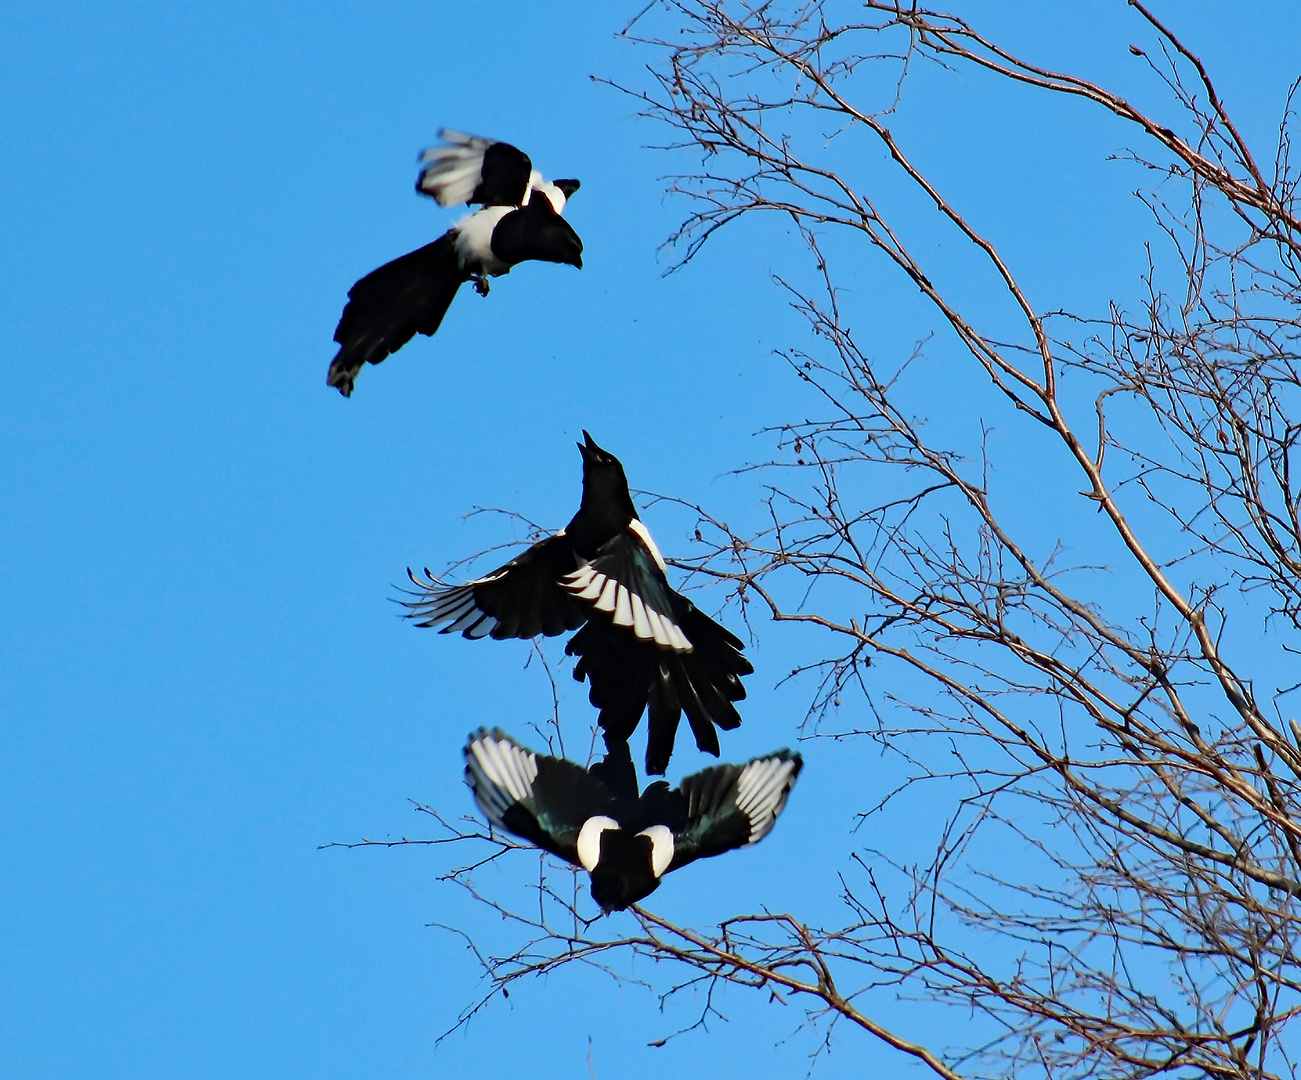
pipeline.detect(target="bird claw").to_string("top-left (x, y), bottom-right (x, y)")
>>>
top-left (473, 275), bottom-right (490, 297)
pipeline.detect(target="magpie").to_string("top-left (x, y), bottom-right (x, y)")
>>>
top-left (326, 130), bottom-right (583, 397)
top-left (464, 729), bottom-right (802, 913)
top-left (402, 432), bottom-right (753, 776)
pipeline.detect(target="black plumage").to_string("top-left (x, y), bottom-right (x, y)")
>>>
top-left (326, 130), bottom-right (582, 397)
top-left (402, 432), bottom-right (753, 775)
top-left (464, 729), bottom-right (802, 913)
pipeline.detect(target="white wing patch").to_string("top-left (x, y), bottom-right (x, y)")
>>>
top-left (403, 569), bottom-right (501, 639)
top-left (576, 815), bottom-right (619, 871)
top-left (560, 565), bottom-right (692, 652)
top-left (626, 518), bottom-right (668, 573)
top-left (734, 756), bottom-right (800, 844)
top-left (637, 825), bottom-right (674, 878)
top-left (417, 130), bottom-right (493, 206)
top-left (466, 731), bottom-right (540, 827)
top-left (526, 173), bottom-right (568, 214)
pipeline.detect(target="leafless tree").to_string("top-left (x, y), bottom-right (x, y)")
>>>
top-left (361, 4), bottom-right (1301, 1077)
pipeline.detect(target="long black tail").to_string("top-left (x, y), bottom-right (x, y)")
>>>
top-left (327, 232), bottom-right (463, 397)
top-left (566, 599), bottom-right (751, 776)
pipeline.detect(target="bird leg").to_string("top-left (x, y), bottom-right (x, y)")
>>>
top-left (472, 273), bottom-right (491, 297)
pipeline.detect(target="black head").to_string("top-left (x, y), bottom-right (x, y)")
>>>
top-left (576, 431), bottom-right (635, 518)
top-left (489, 200), bottom-right (583, 269)
top-left (554, 178), bottom-right (581, 199)
top-left (588, 830), bottom-right (662, 913)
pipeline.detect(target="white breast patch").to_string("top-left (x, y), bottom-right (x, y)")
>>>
top-left (454, 206), bottom-right (513, 275)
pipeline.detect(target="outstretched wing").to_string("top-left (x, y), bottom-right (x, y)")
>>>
top-left (560, 528), bottom-right (691, 652)
top-left (417, 130), bottom-right (533, 208)
top-left (464, 729), bottom-right (615, 864)
top-left (401, 534), bottom-right (588, 640)
top-left (327, 233), bottom-right (463, 397)
top-left (666, 750), bottom-right (803, 870)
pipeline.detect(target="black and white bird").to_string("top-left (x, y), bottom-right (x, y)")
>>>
top-left (402, 432), bottom-right (753, 776)
top-left (326, 130), bottom-right (583, 397)
top-left (464, 729), bottom-right (802, 913)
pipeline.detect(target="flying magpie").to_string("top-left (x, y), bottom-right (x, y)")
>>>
top-left (402, 431), bottom-right (753, 776)
top-left (326, 130), bottom-right (583, 397)
top-left (464, 729), bottom-right (802, 913)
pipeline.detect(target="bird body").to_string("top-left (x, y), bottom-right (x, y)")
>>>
top-left (326, 130), bottom-right (582, 397)
top-left (450, 204), bottom-right (514, 277)
top-left (464, 729), bottom-right (802, 912)
top-left (403, 432), bottom-right (752, 774)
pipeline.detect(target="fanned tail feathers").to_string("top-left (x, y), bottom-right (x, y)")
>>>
top-left (566, 599), bottom-right (750, 775)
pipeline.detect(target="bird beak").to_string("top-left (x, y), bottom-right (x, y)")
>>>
top-left (578, 429), bottom-right (601, 461)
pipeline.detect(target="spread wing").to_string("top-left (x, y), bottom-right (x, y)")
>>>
top-left (401, 533), bottom-right (588, 640)
top-left (560, 530), bottom-right (691, 652)
top-left (667, 750), bottom-right (803, 871)
top-left (327, 233), bottom-right (463, 397)
top-left (417, 130), bottom-right (533, 208)
top-left (464, 729), bottom-right (615, 864)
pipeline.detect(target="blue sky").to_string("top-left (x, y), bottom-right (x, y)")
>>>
top-left (5, 3), bottom-right (1300, 1078)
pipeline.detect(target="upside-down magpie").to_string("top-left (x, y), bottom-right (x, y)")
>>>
top-left (327, 130), bottom-right (582, 397)
top-left (464, 729), bottom-right (802, 912)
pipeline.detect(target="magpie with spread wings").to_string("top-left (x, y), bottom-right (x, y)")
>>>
top-left (402, 432), bottom-right (752, 775)
top-left (464, 729), bottom-right (801, 912)
top-left (327, 130), bottom-right (582, 397)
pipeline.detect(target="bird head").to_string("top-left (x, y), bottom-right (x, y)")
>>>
top-left (521, 199), bottom-right (583, 268)
top-left (577, 431), bottom-right (635, 517)
top-left (550, 216), bottom-right (583, 269)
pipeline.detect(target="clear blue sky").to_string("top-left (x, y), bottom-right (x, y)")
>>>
top-left (4, 3), bottom-right (1298, 1077)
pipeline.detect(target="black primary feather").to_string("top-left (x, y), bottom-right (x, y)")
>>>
top-left (467, 140), bottom-right (533, 206)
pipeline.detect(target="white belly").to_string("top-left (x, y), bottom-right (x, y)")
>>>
top-left (454, 206), bottom-right (513, 276)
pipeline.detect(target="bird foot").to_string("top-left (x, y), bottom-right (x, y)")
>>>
top-left (473, 275), bottom-right (490, 298)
